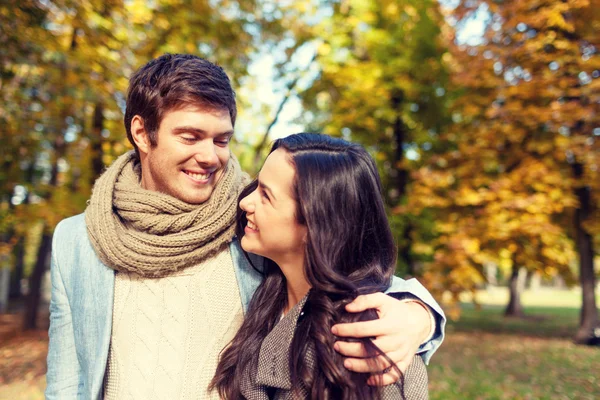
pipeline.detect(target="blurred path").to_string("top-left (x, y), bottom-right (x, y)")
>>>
top-left (0, 309), bottom-right (48, 400)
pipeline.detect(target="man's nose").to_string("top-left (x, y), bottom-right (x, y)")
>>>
top-left (193, 140), bottom-right (219, 166)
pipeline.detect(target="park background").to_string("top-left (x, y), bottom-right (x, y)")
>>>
top-left (0, 0), bottom-right (599, 398)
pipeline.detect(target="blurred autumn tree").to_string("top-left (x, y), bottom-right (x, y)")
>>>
top-left (1, 0), bottom-right (598, 343)
top-left (0, 0), bottom-right (297, 328)
top-left (410, 0), bottom-right (599, 341)
top-left (296, 0), bottom-right (451, 276)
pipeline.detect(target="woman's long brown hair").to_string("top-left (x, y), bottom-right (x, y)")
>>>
top-left (210, 133), bottom-right (400, 399)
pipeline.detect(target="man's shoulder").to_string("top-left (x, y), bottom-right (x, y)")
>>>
top-left (55, 213), bottom-right (87, 235)
top-left (228, 238), bottom-right (265, 271)
top-left (52, 212), bottom-right (94, 259)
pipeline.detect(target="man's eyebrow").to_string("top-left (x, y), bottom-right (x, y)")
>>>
top-left (257, 178), bottom-right (277, 201)
top-left (172, 126), bottom-right (234, 137)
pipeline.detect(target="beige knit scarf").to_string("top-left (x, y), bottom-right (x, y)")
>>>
top-left (85, 150), bottom-right (248, 278)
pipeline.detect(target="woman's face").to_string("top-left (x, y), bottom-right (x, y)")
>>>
top-left (239, 148), bottom-right (307, 266)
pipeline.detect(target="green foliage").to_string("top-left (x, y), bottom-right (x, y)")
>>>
top-left (296, 0), bottom-right (451, 273)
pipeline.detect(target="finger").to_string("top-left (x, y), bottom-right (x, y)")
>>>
top-left (367, 365), bottom-right (403, 386)
top-left (334, 337), bottom-right (407, 358)
top-left (343, 352), bottom-right (403, 374)
top-left (332, 318), bottom-right (391, 338)
top-left (345, 292), bottom-right (390, 313)
top-left (369, 336), bottom-right (409, 358)
top-left (334, 341), bottom-right (368, 358)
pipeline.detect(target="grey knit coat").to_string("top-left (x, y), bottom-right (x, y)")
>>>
top-left (239, 296), bottom-right (429, 399)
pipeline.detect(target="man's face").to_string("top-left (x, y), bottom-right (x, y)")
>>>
top-left (138, 106), bottom-right (234, 204)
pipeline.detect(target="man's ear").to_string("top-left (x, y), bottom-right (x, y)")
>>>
top-left (130, 115), bottom-right (150, 155)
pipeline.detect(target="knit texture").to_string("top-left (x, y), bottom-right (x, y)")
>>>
top-left (103, 247), bottom-right (244, 400)
top-left (85, 150), bottom-right (248, 278)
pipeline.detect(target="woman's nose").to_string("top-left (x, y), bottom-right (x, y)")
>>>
top-left (239, 192), bottom-right (254, 213)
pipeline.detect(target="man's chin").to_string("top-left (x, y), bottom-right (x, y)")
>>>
top-left (179, 189), bottom-right (213, 205)
top-left (163, 180), bottom-right (217, 204)
top-left (183, 196), bottom-right (211, 205)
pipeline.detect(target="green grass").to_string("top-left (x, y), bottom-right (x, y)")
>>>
top-left (448, 303), bottom-right (581, 338)
top-left (459, 287), bottom-right (597, 308)
top-left (429, 331), bottom-right (599, 400)
top-left (429, 288), bottom-right (600, 399)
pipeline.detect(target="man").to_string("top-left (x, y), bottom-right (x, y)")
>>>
top-left (46, 54), bottom-right (445, 399)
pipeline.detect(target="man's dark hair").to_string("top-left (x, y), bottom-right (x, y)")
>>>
top-left (124, 54), bottom-right (237, 154)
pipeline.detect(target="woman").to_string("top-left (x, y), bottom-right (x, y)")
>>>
top-left (210, 133), bottom-right (428, 399)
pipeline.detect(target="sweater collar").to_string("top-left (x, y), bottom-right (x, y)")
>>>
top-left (255, 294), bottom-right (310, 390)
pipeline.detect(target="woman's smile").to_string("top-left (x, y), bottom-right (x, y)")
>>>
top-left (246, 219), bottom-right (259, 232)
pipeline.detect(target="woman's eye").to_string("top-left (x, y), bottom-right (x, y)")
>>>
top-left (260, 189), bottom-right (270, 201)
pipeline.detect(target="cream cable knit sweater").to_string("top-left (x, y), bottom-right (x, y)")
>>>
top-left (104, 247), bottom-right (243, 399)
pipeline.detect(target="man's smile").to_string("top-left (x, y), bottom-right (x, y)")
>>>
top-left (183, 170), bottom-right (212, 182)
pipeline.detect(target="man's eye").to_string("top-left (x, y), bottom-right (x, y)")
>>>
top-left (215, 138), bottom-right (231, 146)
top-left (181, 136), bottom-right (196, 142)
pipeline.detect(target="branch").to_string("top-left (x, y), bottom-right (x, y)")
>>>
top-left (252, 52), bottom-right (317, 164)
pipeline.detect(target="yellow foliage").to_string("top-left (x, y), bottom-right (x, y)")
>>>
top-left (127, 0), bottom-right (154, 24)
top-left (404, 5), bottom-right (417, 18)
top-left (413, 242), bottom-right (434, 256)
top-left (384, 2), bottom-right (399, 18)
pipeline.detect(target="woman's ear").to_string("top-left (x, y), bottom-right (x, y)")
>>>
top-left (130, 115), bottom-right (150, 155)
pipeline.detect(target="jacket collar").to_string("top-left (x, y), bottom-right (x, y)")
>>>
top-left (255, 294), bottom-right (309, 390)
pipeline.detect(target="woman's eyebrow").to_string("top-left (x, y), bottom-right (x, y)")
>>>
top-left (257, 179), bottom-right (277, 201)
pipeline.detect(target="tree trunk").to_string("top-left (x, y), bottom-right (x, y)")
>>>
top-left (391, 90), bottom-right (409, 200)
top-left (505, 264), bottom-right (526, 317)
top-left (9, 236), bottom-right (25, 299)
top-left (23, 229), bottom-right (51, 330)
top-left (24, 134), bottom-right (64, 330)
top-left (91, 102), bottom-right (105, 184)
top-left (400, 223), bottom-right (414, 276)
top-left (21, 25), bottom-right (73, 330)
top-left (572, 163), bottom-right (600, 345)
top-left (391, 89), bottom-right (413, 273)
top-left (10, 157), bottom-right (33, 300)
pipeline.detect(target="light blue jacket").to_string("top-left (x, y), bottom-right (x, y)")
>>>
top-left (46, 214), bottom-right (446, 400)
